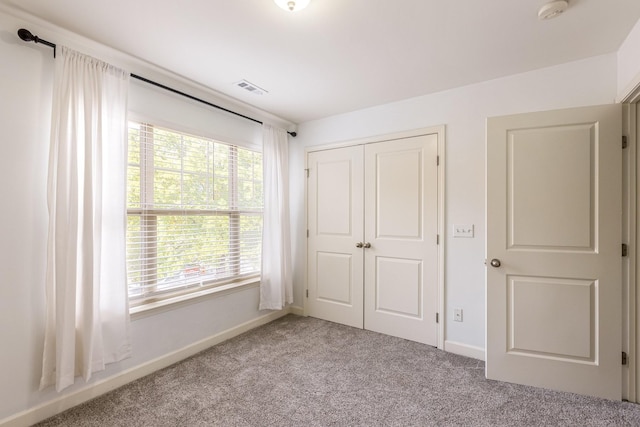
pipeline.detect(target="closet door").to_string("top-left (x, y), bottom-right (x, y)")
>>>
top-left (363, 135), bottom-right (439, 345)
top-left (307, 146), bottom-right (364, 328)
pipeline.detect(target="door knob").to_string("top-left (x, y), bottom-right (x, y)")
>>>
top-left (363, 242), bottom-right (371, 249)
top-left (356, 242), bottom-right (364, 248)
top-left (490, 259), bottom-right (501, 268)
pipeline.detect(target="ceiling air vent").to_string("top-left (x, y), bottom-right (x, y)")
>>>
top-left (234, 79), bottom-right (268, 95)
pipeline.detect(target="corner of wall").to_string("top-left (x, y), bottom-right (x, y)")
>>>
top-left (617, 17), bottom-right (640, 101)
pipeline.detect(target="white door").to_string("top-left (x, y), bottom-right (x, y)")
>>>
top-left (486, 104), bottom-right (622, 400)
top-left (307, 146), bottom-right (364, 328)
top-left (364, 135), bottom-right (439, 345)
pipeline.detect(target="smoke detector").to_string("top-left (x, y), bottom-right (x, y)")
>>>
top-left (538, 0), bottom-right (569, 20)
top-left (234, 80), bottom-right (268, 95)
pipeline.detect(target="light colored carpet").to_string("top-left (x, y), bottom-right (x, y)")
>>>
top-left (36, 314), bottom-right (640, 426)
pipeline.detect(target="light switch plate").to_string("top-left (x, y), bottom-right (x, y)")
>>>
top-left (453, 224), bottom-right (474, 238)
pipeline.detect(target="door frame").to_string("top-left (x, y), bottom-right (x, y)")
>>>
top-left (616, 75), bottom-right (640, 403)
top-left (620, 101), bottom-right (637, 402)
top-left (303, 125), bottom-right (446, 349)
top-left (620, 81), bottom-right (640, 402)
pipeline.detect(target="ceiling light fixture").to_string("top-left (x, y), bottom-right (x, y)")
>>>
top-left (274, 0), bottom-right (310, 12)
top-left (538, 0), bottom-right (569, 20)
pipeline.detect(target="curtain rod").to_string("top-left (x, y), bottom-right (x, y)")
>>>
top-left (16, 28), bottom-right (297, 137)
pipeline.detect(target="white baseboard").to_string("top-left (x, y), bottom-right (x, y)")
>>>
top-left (1, 309), bottom-right (288, 427)
top-left (288, 305), bottom-right (305, 316)
top-left (444, 340), bottom-right (485, 361)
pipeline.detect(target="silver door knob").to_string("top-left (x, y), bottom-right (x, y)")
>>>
top-left (356, 242), bottom-right (364, 248)
top-left (363, 242), bottom-right (371, 249)
top-left (490, 259), bottom-right (501, 268)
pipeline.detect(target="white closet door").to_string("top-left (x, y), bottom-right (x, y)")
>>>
top-left (363, 135), bottom-right (439, 345)
top-left (486, 104), bottom-right (622, 400)
top-left (307, 146), bottom-right (364, 328)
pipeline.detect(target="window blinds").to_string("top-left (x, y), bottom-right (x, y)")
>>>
top-left (126, 122), bottom-right (263, 303)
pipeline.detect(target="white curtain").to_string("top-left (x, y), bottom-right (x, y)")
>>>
top-left (259, 125), bottom-right (293, 310)
top-left (40, 47), bottom-right (131, 392)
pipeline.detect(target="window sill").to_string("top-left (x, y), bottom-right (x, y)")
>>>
top-left (130, 277), bottom-right (261, 321)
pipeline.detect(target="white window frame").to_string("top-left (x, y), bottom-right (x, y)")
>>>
top-left (126, 122), bottom-right (263, 312)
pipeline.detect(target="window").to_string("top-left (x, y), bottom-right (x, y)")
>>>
top-left (126, 122), bottom-right (263, 306)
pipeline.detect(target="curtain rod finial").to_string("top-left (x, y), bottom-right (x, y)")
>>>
top-left (17, 28), bottom-right (56, 57)
top-left (18, 28), bottom-right (35, 42)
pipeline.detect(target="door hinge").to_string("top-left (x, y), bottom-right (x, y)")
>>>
top-left (622, 243), bottom-right (628, 257)
top-left (307, 229), bottom-right (309, 238)
top-left (437, 155), bottom-right (440, 166)
top-left (436, 313), bottom-right (439, 323)
top-left (306, 289), bottom-right (309, 298)
top-left (305, 168), bottom-right (310, 178)
top-left (623, 351), bottom-right (628, 365)
top-left (437, 234), bottom-right (440, 245)
top-left (623, 135), bottom-right (628, 149)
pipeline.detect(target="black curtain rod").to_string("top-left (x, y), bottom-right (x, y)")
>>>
top-left (16, 28), bottom-right (297, 137)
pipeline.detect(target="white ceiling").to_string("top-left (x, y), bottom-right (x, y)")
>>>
top-left (4, 0), bottom-right (640, 124)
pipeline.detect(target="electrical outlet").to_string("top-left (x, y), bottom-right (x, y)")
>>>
top-left (453, 308), bottom-right (463, 322)
top-left (453, 224), bottom-right (474, 238)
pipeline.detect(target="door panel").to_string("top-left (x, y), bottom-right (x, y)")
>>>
top-left (364, 135), bottom-right (439, 345)
top-left (377, 149), bottom-right (422, 238)
top-left (316, 252), bottom-right (353, 304)
top-left (317, 160), bottom-right (353, 235)
top-left (486, 104), bottom-right (621, 400)
top-left (307, 147), bottom-right (364, 328)
top-left (376, 257), bottom-right (422, 317)
top-left (508, 276), bottom-right (595, 360)
top-left (508, 124), bottom-right (595, 251)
